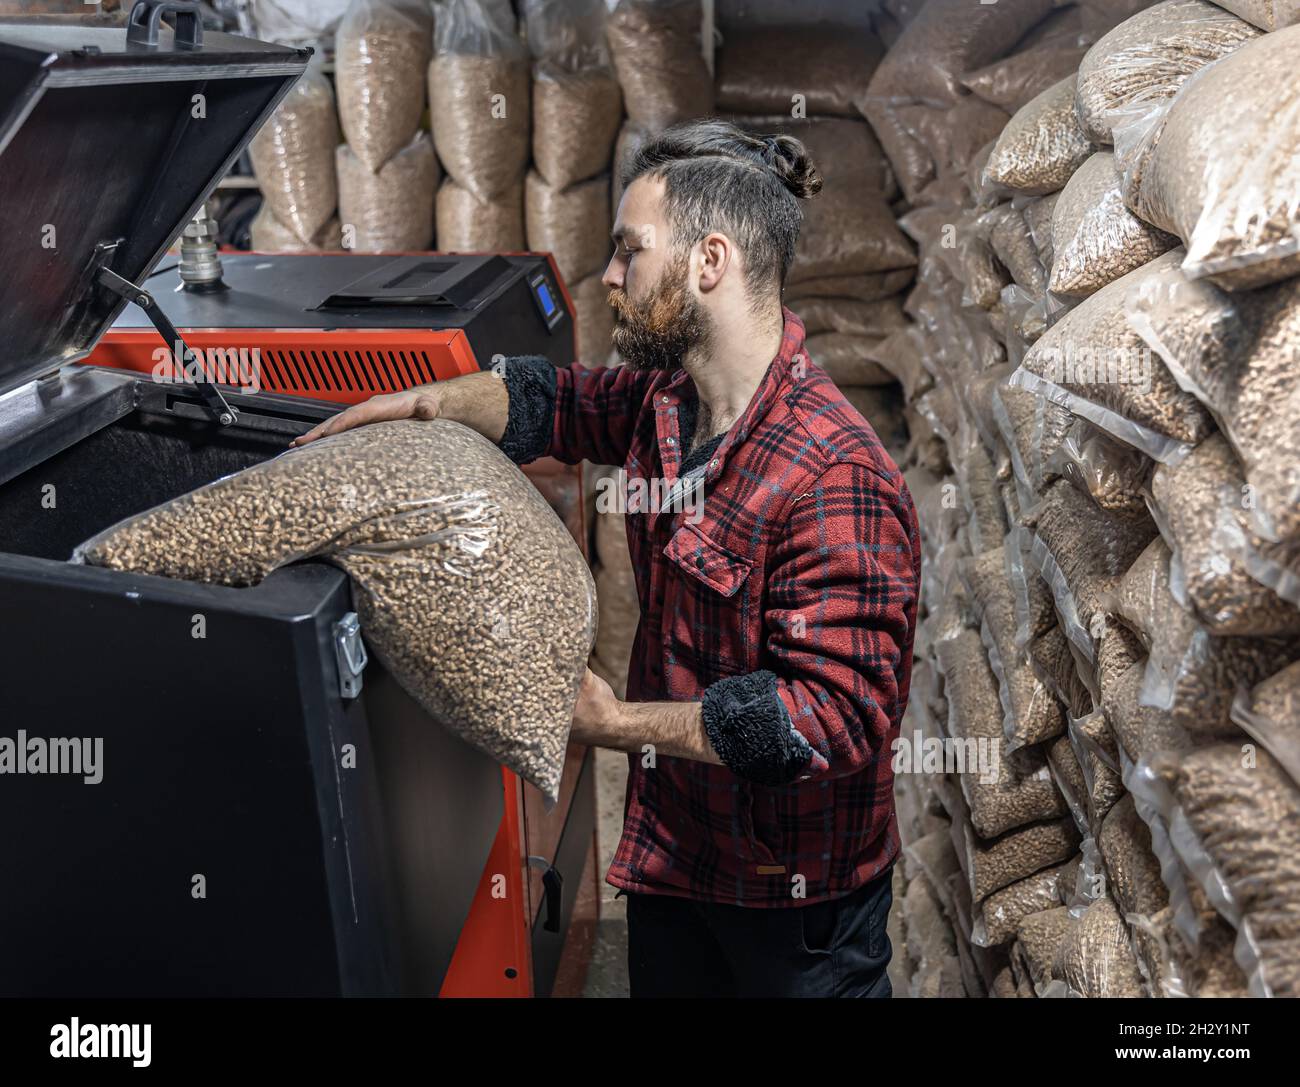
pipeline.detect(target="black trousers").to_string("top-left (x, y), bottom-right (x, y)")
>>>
top-left (623, 867), bottom-right (894, 998)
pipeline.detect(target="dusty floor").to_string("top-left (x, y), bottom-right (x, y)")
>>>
top-left (581, 747), bottom-right (631, 998)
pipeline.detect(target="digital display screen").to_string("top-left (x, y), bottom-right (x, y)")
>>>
top-left (536, 281), bottom-right (556, 317)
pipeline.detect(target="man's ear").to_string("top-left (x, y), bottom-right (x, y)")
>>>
top-left (696, 232), bottom-right (732, 293)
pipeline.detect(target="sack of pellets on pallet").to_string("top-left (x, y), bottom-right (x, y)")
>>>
top-left (72, 421), bottom-right (596, 805)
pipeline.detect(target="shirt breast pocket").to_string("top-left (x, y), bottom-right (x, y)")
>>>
top-left (662, 522), bottom-right (756, 679)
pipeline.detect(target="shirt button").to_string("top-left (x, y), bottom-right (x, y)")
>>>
top-left (661, 395), bottom-right (670, 404)
top-left (666, 436), bottom-right (675, 445)
top-left (709, 459), bottom-right (719, 469)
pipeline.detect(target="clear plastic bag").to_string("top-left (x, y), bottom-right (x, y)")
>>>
top-left (1231, 660), bottom-right (1300, 789)
top-left (336, 131), bottom-right (437, 251)
top-left (1015, 905), bottom-right (1078, 989)
top-left (248, 53), bottom-right (339, 246)
top-left (1073, 0), bottom-right (1260, 146)
top-left (961, 815), bottom-right (1081, 906)
top-left (1011, 248), bottom-right (1214, 463)
top-left (606, 0), bottom-right (712, 130)
top-left (1027, 479), bottom-right (1159, 666)
top-left (1210, 0), bottom-right (1300, 29)
top-left (963, 43), bottom-right (1090, 114)
top-left (1119, 25), bottom-right (1300, 290)
top-left (860, 0), bottom-right (1058, 202)
top-left (1150, 434), bottom-right (1300, 636)
top-left (983, 76), bottom-right (1094, 198)
top-left (1059, 893), bottom-right (1147, 996)
top-left (1132, 742), bottom-right (1300, 996)
top-left (976, 862), bottom-right (1073, 948)
top-left (862, 0), bottom-right (1059, 108)
top-left (1118, 537), bottom-right (1299, 736)
top-left (428, 0), bottom-right (530, 201)
top-left (523, 0), bottom-right (622, 190)
top-left (963, 546), bottom-right (1068, 753)
top-left (250, 205), bottom-right (342, 252)
top-left (435, 176), bottom-right (525, 250)
top-left (1048, 150), bottom-right (1176, 297)
top-left (335, 0), bottom-right (433, 173)
top-left (934, 628), bottom-right (1067, 840)
top-left (1023, 191), bottom-right (1060, 269)
top-left (957, 208), bottom-right (1010, 311)
top-left (1045, 417), bottom-right (1152, 517)
top-left (1124, 261), bottom-right (1300, 545)
top-left (988, 205), bottom-right (1047, 294)
top-left (524, 169), bottom-right (610, 285)
top-left (73, 420), bottom-right (597, 804)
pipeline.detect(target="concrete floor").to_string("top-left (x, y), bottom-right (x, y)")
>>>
top-left (580, 747), bottom-right (631, 998)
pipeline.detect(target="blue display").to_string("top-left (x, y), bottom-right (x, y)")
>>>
top-left (536, 281), bottom-right (556, 317)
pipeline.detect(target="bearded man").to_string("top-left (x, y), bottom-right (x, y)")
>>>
top-left (293, 120), bottom-right (922, 999)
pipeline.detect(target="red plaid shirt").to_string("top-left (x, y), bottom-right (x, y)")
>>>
top-left (503, 309), bottom-right (920, 906)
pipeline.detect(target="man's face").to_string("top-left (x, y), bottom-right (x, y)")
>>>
top-left (603, 177), bottom-right (710, 371)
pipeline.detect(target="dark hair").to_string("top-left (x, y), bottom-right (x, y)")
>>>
top-left (621, 119), bottom-right (822, 302)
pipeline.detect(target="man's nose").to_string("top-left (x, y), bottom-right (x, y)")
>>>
top-left (602, 255), bottom-right (623, 291)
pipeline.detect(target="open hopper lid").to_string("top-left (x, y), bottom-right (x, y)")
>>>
top-left (0, 2), bottom-right (310, 396)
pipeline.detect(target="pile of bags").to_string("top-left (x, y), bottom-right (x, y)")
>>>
top-left (881, 0), bottom-right (1300, 999)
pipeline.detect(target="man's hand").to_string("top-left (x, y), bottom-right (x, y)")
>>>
top-left (290, 388), bottom-right (442, 448)
top-left (569, 667), bottom-right (622, 748)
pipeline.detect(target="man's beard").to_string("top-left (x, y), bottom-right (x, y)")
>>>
top-left (608, 254), bottom-right (710, 371)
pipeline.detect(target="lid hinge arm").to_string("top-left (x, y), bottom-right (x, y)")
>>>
top-left (97, 266), bottom-right (238, 427)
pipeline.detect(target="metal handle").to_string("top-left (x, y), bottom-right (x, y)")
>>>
top-left (526, 856), bottom-right (565, 933)
top-left (127, 0), bottom-right (204, 50)
top-left (333, 613), bottom-right (368, 700)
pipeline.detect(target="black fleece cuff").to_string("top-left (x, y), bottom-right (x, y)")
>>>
top-left (496, 354), bottom-right (558, 465)
top-left (701, 670), bottom-right (817, 786)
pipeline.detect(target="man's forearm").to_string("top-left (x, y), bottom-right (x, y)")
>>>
top-left (582, 699), bottom-right (723, 765)
top-left (421, 371), bottom-right (510, 444)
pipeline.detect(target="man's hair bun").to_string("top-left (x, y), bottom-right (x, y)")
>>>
top-left (760, 134), bottom-right (822, 200)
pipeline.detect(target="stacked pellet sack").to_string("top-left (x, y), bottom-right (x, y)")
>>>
top-left (249, 53), bottom-right (344, 251)
top-left (607, 0), bottom-right (715, 208)
top-left (873, 0), bottom-right (1300, 998)
top-left (713, 17), bottom-right (917, 465)
top-left (522, 0), bottom-right (623, 366)
top-left (429, 0), bottom-right (530, 253)
top-left (335, 0), bottom-right (438, 251)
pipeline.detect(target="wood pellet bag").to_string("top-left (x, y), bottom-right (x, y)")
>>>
top-left (435, 176), bottom-right (525, 251)
top-left (335, 0), bottom-right (433, 174)
top-left (428, 0), bottom-right (530, 202)
top-left (248, 58), bottom-right (339, 247)
top-left (1013, 249), bottom-right (1215, 461)
top-left (1122, 25), bottom-right (1300, 289)
top-left (1073, 0), bottom-right (1260, 146)
top-left (606, 0), bottom-right (713, 130)
top-left (983, 76), bottom-right (1094, 198)
top-left (1049, 151), bottom-right (1176, 297)
top-left (1125, 262), bottom-right (1300, 545)
top-left (250, 206), bottom-right (343, 253)
top-left (523, 0), bottom-right (623, 190)
top-left (336, 133), bottom-right (438, 252)
top-left (73, 421), bottom-right (597, 804)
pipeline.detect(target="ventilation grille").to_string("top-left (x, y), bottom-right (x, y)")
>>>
top-left (252, 348), bottom-right (439, 395)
